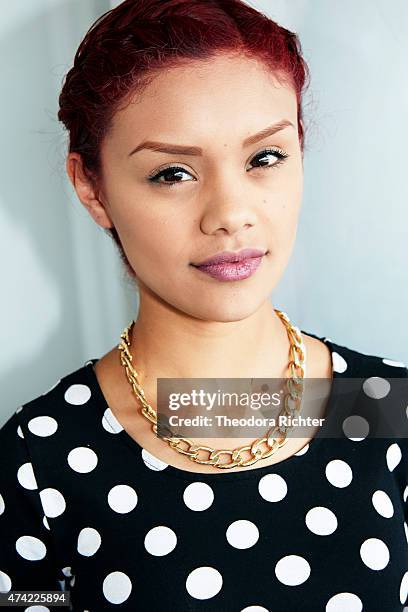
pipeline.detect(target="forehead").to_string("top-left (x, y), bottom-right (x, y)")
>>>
top-left (105, 54), bottom-right (298, 155)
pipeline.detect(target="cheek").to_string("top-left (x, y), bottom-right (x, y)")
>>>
top-left (262, 160), bottom-right (303, 215)
top-left (262, 193), bottom-right (301, 261)
top-left (265, 176), bottom-right (302, 225)
top-left (276, 170), bottom-right (303, 225)
top-left (119, 207), bottom-right (191, 269)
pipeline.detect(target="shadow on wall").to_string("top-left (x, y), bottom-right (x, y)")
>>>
top-left (0, 0), bottom-right (137, 427)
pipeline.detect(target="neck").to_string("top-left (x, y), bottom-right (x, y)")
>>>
top-left (129, 294), bottom-right (292, 386)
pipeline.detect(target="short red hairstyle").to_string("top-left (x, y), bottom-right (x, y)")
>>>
top-left (58, 0), bottom-right (310, 280)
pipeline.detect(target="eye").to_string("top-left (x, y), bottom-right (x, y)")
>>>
top-left (147, 165), bottom-right (194, 189)
top-left (247, 147), bottom-right (289, 172)
top-left (146, 147), bottom-right (290, 189)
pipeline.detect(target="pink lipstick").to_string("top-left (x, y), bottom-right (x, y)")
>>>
top-left (191, 248), bottom-right (267, 281)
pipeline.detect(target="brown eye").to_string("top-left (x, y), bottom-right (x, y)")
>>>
top-left (147, 166), bottom-right (195, 189)
top-left (147, 147), bottom-right (289, 190)
top-left (248, 147), bottom-right (289, 171)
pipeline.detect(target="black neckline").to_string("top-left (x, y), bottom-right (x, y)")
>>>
top-left (83, 334), bottom-right (347, 482)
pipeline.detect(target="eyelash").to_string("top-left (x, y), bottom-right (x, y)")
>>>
top-left (146, 147), bottom-right (290, 189)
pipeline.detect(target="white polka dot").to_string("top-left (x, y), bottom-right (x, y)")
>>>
top-left (67, 447), bottom-right (98, 473)
top-left (0, 493), bottom-right (4, 515)
top-left (64, 384), bottom-right (91, 405)
top-left (362, 377), bottom-right (390, 400)
top-left (144, 526), bottom-right (177, 556)
top-left (43, 516), bottom-right (50, 530)
top-left (240, 607), bottom-right (270, 612)
top-left (17, 425), bottom-right (24, 438)
top-left (226, 520), bottom-right (259, 549)
top-left (108, 484), bottom-right (138, 514)
top-left (294, 442), bottom-right (310, 456)
top-left (39, 488), bottom-right (66, 518)
top-left (325, 459), bottom-right (353, 488)
top-left (332, 352), bottom-right (348, 373)
top-left (275, 554), bottom-right (311, 586)
top-left (142, 448), bottom-right (169, 471)
top-left (326, 592), bottom-right (363, 611)
top-left (70, 575), bottom-right (75, 587)
top-left (27, 416), bottom-right (58, 437)
top-left (183, 482), bottom-right (214, 511)
top-left (400, 571), bottom-right (408, 604)
top-left (305, 507), bottom-right (338, 535)
top-left (25, 607), bottom-right (50, 611)
top-left (16, 535), bottom-right (46, 561)
top-left (404, 485), bottom-right (408, 503)
top-left (185, 566), bottom-right (223, 599)
top-left (103, 571), bottom-right (132, 604)
top-left (0, 569), bottom-right (12, 592)
top-left (17, 462), bottom-right (38, 490)
top-left (77, 527), bottom-right (102, 556)
top-left (342, 415), bottom-right (369, 441)
top-left (372, 490), bottom-right (394, 518)
top-left (15, 406), bottom-right (23, 414)
top-left (382, 358), bottom-right (406, 368)
top-left (360, 537), bottom-right (389, 570)
top-left (258, 473), bottom-right (287, 502)
top-left (102, 408), bottom-right (124, 434)
top-left (386, 443), bottom-right (402, 471)
top-left (61, 566), bottom-right (72, 577)
top-left (404, 522), bottom-right (408, 544)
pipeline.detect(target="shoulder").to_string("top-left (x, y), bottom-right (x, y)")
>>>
top-left (301, 329), bottom-right (408, 379)
top-left (303, 330), bottom-right (408, 455)
top-left (0, 359), bottom-right (99, 451)
top-left (329, 337), bottom-right (407, 381)
top-left (0, 358), bottom-right (104, 508)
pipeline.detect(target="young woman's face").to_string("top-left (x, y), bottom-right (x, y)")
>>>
top-left (97, 53), bottom-right (303, 322)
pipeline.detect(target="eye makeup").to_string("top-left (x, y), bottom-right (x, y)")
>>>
top-left (146, 146), bottom-right (290, 189)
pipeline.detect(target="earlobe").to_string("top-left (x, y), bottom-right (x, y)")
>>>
top-left (86, 199), bottom-right (114, 229)
top-left (65, 153), bottom-right (114, 229)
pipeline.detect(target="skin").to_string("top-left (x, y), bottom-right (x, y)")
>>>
top-left (66, 53), bottom-right (332, 473)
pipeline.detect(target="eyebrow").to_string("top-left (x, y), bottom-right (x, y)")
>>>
top-left (128, 119), bottom-right (295, 157)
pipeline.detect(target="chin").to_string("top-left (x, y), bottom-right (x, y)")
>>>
top-left (184, 298), bottom-right (266, 323)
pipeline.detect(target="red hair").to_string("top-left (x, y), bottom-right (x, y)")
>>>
top-left (58, 0), bottom-right (310, 280)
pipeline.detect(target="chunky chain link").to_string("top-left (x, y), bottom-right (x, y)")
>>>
top-left (117, 308), bottom-right (305, 470)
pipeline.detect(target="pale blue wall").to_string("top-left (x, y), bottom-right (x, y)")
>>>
top-left (265, 1), bottom-right (408, 363)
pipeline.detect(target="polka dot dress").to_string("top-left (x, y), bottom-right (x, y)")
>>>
top-left (0, 333), bottom-right (407, 611)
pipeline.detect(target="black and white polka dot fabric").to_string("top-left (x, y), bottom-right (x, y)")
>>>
top-left (0, 333), bottom-right (407, 611)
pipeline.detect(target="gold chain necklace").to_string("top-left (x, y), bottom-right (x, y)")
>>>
top-left (117, 308), bottom-right (306, 470)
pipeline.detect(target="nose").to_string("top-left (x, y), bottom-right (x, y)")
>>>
top-left (202, 209), bottom-right (254, 236)
top-left (199, 180), bottom-right (258, 236)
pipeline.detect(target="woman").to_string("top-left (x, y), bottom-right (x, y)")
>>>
top-left (0, 0), bottom-right (406, 610)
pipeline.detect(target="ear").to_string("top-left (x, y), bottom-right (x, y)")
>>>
top-left (66, 153), bottom-right (114, 229)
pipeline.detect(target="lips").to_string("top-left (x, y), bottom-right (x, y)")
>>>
top-left (191, 251), bottom-right (267, 281)
top-left (192, 247), bottom-right (267, 267)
